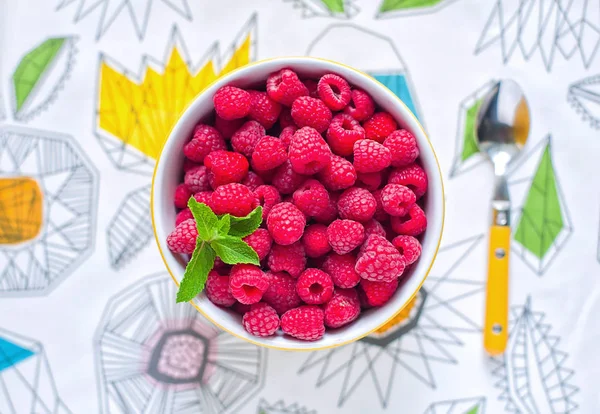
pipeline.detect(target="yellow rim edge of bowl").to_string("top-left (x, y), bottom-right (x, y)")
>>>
top-left (150, 56), bottom-right (446, 352)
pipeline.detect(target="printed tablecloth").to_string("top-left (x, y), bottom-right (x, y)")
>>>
top-left (1, 1), bottom-right (599, 413)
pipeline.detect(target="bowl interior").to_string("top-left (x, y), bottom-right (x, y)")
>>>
top-left (152, 57), bottom-right (444, 350)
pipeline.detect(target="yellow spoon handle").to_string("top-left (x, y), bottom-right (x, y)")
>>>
top-left (484, 225), bottom-right (510, 356)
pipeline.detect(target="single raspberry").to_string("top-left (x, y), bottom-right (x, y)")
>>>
top-left (267, 242), bottom-right (306, 278)
top-left (174, 183), bottom-right (192, 209)
top-left (319, 154), bottom-right (357, 191)
top-left (232, 301), bottom-right (251, 314)
top-left (248, 90), bottom-right (281, 129)
top-left (364, 219), bottom-right (387, 239)
top-left (266, 68), bottom-right (309, 106)
top-left (392, 235), bottom-right (422, 265)
top-left (302, 224), bottom-right (331, 258)
top-left (359, 278), bottom-right (398, 307)
top-left (242, 171), bottom-right (265, 191)
top-left (229, 264), bottom-right (270, 305)
top-left (303, 79), bottom-right (319, 98)
top-left (166, 218), bottom-right (197, 254)
top-left (344, 88), bottom-right (375, 121)
top-left (279, 125), bottom-right (297, 149)
top-left (183, 124), bottom-right (226, 163)
top-left (296, 268), bottom-right (334, 304)
top-left (356, 172), bottom-right (382, 191)
top-left (204, 150), bottom-right (249, 187)
top-left (383, 129), bottom-right (419, 167)
top-left (253, 185), bottom-right (281, 219)
top-left (211, 183), bottom-right (257, 217)
top-left (292, 179), bottom-right (330, 217)
top-left (337, 187), bottom-right (377, 222)
top-left (313, 192), bottom-right (339, 224)
top-left (326, 113), bottom-right (366, 156)
top-left (390, 204), bottom-right (427, 236)
top-left (262, 271), bottom-right (303, 314)
top-left (184, 165), bottom-right (210, 193)
top-left (213, 86), bottom-right (251, 120)
top-left (243, 228), bottom-right (273, 261)
top-left (192, 191), bottom-right (213, 209)
top-left (288, 127), bottom-right (332, 175)
top-left (272, 160), bottom-right (307, 194)
top-left (205, 270), bottom-right (235, 307)
top-left (251, 136), bottom-right (287, 171)
top-left (279, 107), bottom-right (296, 128)
top-left (214, 115), bottom-right (245, 139)
top-left (317, 73), bottom-right (352, 111)
top-left (380, 184), bottom-right (416, 217)
top-left (290, 97), bottom-right (332, 134)
top-left (267, 202), bottom-right (306, 245)
top-left (175, 208), bottom-right (193, 225)
top-left (281, 306), bottom-right (325, 341)
top-left (362, 112), bottom-right (397, 143)
top-left (327, 219), bottom-right (365, 255)
top-left (355, 235), bottom-right (406, 282)
top-left (212, 257), bottom-right (228, 272)
top-left (371, 189), bottom-right (388, 222)
top-left (242, 303), bottom-right (280, 337)
top-left (231, 120), bottom-right (266, 157)
top-left (353, 139), bottom-right (392, 173)
top-left (322, 253), bottom-right (360, 288)
top-left (388, 163), bottom-right (428, 199)
top-left (183, 159), bottom-right (201, 173)
top-left (324, 288), bottom-right (361, 328)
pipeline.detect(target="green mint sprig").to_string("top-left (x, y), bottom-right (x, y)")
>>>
top-left (175, 197), bottom-right (263, 303)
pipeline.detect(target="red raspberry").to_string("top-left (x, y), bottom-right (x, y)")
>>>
top-left (279, 125), bottom-right (297, 149)
top-left (324, 288), bottom-right (361, 328)
top-left (279, 107), bottom-right (296, 128)
top-left (327, 219), bottom-right (365, 255)
top-left (214, 115), bottom-right (245, 139)
top-left (392, 235), bottom-right (422, 265)
top-left (253, 185), bottom-right (281, 219)
top-left (166, 218), bottom-right (197, 254)
top-left (267, 68), bottom-right (309, 106)
top-left (267, 202), bottom-right (306, 245)
top-left (292, 179), bottom-right (330, 217)
top-left (183, 159), bottom-right (201, 173)
top-left (205, 270), bottom-right (235, 307)
top-left (267, 242), bottom-right (306, 278)
top-left (326, 113), bottom-right (366, 156)
top-left (390, 204), bottom-right (427, 236)
top-left (272, 160), bottom-right (307, 194)
top-left (213, 86), bottom-right (251, 120)
top-left (362, 112), bottom-right (397, 143)
top-left (355, 235), bottom-right (406, 282)
top-left (290, 97), bottom-right (332, 134)
top-left (205, 150), bottom-right (249, 187)
top-left (175, 208), bottom-right (193, 225)
top-left (288, 127), bottom-right (332, 175)
top-left (302, 224), bottom-right (331, 258)
top-left (242, 171), bottom-right (265, 191)
top-left (174, 183), bottom-right (192, 209)
top-left (344, 88), bottom-right (375, 122)
top-left (296, 268), bottom-right (334, 304)
top-left (212, 257), bottom-right (228, 272)
top-left (242, 303), bottom-right (280, 337)
top-left (243, 228), bottom-right (273, 261)
top-left (229, 264), bottom-right (270, 304)
top-left (319, 154), bottom-right (357, 191)
top-left (232, 301), bottom-right (251, 314)
top-left (371, 189), bottom-right (388, 222)
top-left (231, 120), bottom-right (266, 157)
top-left (263, 271), bottom-right (303, 314)
top-left (388, 163), bottom-right (428, 199)
top-left (364, 219), bottom-right (386, 239)
top-left (353, 139), bottom-right (392, 173)
top-left (359, 278), bottom-right (398, 306)
top-left (303, 79), bottom-right (319, 98)
top-left (322, 253), bottom-right (360, 288)
top-left (184, 165), bottom-right (210, 193)
top-left (313, 192), bottom-right (339, 224)
top-left (281, 306), bottom-right (325, 341)
top-left (248, 90), bottom-right (281, 129)
top-left (317, 73), bottom-right (352, 111)
top-left (183, 124), bottom-right (226, 163)
top-left (211, 183), bottom-right (257, 217)
top-left (337, 187), bottom-right (377, 222)
top-left (251, 136), bottom-right (288, 171)
top-left (192, 191), bottom-right (213, 209)
top-left (380, 184), bottom-right (416, 217)
top-left (356, 172), bottom-right (382, 191)
top-left (384, 129), bottom-right (419, 167)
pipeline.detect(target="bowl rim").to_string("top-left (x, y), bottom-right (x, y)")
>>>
top-left (151, 56), bottom-right (446, 351)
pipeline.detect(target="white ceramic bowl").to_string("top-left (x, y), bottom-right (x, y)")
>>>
top-left (152, 57), bottom-right (445, 351)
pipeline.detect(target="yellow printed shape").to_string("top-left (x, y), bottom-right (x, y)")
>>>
top-left (0, 177), bottom-right (43, 244)
top-left (374, 294), bottom-right (418, 334)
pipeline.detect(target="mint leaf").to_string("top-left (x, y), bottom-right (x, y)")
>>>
top-left (228, 206), bottom-right (263, 238)
top-left (210, 235), bottom-right (260, 265)
top-left (188, 198), bottom-right (218, 241)
top-left (217, 214), bottom-right (231, 234)
top-left (176, 241), bottom-right (215, 303)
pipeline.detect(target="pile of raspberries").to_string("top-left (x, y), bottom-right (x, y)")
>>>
top-left (166, 68), bottom-right (428, 341)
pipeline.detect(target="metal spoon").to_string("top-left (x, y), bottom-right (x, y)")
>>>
top-left (475, 79), bottom-right (530, 356)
